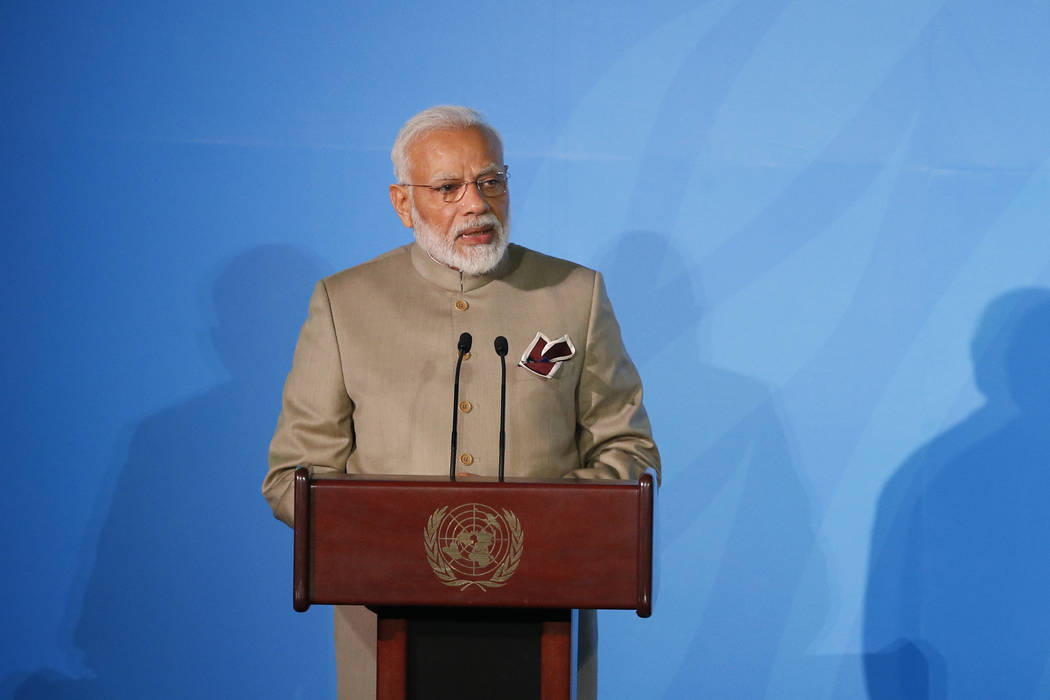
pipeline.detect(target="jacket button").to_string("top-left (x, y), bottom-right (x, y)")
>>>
top-left (459, 400), bottom-right (472, 413)
top-left (459, 453), bottom-right (474, 466)
top-left (455, 299), bottom-right (469, 311)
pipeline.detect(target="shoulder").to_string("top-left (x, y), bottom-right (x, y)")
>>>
top-left (320, 243), bottom-right (413, 293)
top-left (501, 244), bottom-right (598, 292)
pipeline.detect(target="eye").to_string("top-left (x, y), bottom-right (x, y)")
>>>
top-left (435, 183), bottom-right (463, 195)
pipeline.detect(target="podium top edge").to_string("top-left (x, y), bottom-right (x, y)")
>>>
top-left (300, 472), bottom-right (649, 488)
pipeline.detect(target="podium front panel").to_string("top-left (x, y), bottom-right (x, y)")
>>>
top-left (297, 475), bottom-right (652, 612)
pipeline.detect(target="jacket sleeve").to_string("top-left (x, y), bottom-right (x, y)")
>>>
top-left (263, 280), bottom-right (355, 526)
top-left (570, 271), bottom-right (661, 483)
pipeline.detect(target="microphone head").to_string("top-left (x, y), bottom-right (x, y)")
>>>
top-left (494, 335), bottom-right (509, 357)
top-left (458, 332), bottom-right (473, 353)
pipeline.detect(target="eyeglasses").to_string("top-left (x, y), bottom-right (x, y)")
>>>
top-left (400, 168), bottom-right (509, 203)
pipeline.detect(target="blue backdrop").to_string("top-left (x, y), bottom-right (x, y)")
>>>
top-left (4, 1), bottom-right (1049, 698)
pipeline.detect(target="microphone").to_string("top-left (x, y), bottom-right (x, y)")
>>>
top-left (458, 332), bottom-right (472, 355)
top-left (494, 336), bottom-right (509, 482)
top-left (450, 332), bottom-right (472, 480)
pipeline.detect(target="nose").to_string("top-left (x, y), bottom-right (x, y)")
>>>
top-left (457, 179), bottom-right (491, 215)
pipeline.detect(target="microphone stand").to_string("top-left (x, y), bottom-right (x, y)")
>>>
top-left (494, 336), bottom-right (509, 482)
top-left (450, 332), bottom-right (472, 481)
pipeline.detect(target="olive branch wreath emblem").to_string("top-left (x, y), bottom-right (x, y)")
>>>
top-left (424, 505), bottom-right (524, 591)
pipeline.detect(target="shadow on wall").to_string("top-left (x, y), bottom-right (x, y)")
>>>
top-left (599, 231), bottom-right (830, 699)
top-left (865, 288), bottom-right (1050, 699)
top-left (3, 245), bottom-right (330, 699)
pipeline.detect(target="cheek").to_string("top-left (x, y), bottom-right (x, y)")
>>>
top-left (417, 206), bottom-right (456, 237)
top-left (436, 216), bottom-right (456, 239)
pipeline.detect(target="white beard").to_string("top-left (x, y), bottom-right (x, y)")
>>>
top-left (413, 207), bottom-right (509, 276)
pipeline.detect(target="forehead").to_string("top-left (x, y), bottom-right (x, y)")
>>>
top-left (407, 127), bottom-right (503, 181)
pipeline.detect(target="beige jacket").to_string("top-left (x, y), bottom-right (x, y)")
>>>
top-left (264, 241), bottom-right (659, 697)
top-left (265, 242), bottom-right (659, 521)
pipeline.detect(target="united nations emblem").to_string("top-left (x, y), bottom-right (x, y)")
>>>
top-left (424, 503), bottom-right (524, 591)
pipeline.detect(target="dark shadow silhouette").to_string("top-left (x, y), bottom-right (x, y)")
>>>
top-left (865, 288), bottom-right (1050, 699)
top-left (597, 232), bottom-right (830, 698)
top-left (4, 245), bottom-right (333, 698)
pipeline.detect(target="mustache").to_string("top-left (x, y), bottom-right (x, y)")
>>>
top-left (453, 214), bottom-right (503, 237)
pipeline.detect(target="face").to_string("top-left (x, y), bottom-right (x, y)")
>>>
top-left (389, 127), bottom-right (510, 275)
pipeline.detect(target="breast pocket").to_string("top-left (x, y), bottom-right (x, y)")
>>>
top-left (505, 355), bottom-right (580, 467)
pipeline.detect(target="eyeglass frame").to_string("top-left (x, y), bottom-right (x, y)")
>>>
top-left (398, 167), bottom-right (510, 203)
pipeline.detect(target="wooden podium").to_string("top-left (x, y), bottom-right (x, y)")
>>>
top-left (293, 468), bottom-right (654, 699)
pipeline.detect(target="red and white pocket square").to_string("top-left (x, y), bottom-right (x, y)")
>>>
top-left (518, 332), bottom-right (576, 378)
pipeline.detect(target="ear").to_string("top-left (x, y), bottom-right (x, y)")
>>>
top-left (389, 184), bottom-right (414, 229)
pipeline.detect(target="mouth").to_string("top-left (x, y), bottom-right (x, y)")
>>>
top-left (455, 224), bottom-right (496, 246)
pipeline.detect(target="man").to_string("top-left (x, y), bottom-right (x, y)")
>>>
top-left (264, 105), bottom-right (660, 698)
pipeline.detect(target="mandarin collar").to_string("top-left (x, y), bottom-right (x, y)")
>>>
top-left (409, 240), bottom-right (512, 293)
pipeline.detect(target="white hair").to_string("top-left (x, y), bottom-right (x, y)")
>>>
top-left (391, 105), bottom-right (502, 182)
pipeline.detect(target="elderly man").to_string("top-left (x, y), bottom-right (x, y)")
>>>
top-left (264, 105), bottom-right (660, 698)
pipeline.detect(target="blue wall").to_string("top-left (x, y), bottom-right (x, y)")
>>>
top-left (3, 1), bottom-right (1049, 697)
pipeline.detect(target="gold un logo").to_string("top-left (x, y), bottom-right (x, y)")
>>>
top-left (425, 503), bottom-right (524, 591)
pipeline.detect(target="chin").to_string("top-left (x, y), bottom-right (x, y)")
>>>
top-left (450, 238), bottom-right (508, 276)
